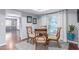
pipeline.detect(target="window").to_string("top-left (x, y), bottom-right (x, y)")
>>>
top-left (48, 16), bottom-right (57, 35)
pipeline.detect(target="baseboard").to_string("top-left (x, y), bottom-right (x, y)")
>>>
top-left (22, 38), bottom-right (28, 41)
top-left (68, 40), bottom-right (78, 44)
top-left (0, 43), bottom-right (6, 46)
top-left (21, 37), bottom-right (27, 40)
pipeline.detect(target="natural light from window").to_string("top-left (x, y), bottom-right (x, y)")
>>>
top-left (48, 16), bottom-right (57, 35)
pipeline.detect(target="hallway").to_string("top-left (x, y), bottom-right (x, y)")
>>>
top-left (0, 31), bottom-right (21, 50)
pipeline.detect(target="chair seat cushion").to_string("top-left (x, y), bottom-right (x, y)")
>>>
top-left (36, 36), bottom-right (46, 43)
top-left (36, 40), bottom-right (46, 43)
top-left (29, 34), bottom-right (35, 37)
top-left (48, 36), bottom-right (57, 40)
top-left (36, 36), bottom-right (46, 41)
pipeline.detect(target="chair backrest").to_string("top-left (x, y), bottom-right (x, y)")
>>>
top-left (35, 29), bottom-right (47, 37)
top-left (56, 27), bottom-right (61, 40)
top-left (35, 29), bottom-right (48, 41)
top-left (26, 26), bottom-right (33, 37)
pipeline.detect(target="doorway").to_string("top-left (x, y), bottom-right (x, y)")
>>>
top-left (6, 17), bottom-right (21, 43)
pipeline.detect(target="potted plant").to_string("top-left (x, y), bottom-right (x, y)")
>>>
top-left (67, 25), bottom-right (76, 41)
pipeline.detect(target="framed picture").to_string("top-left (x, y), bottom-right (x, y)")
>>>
top-left (33, 18), bottom-right (37, 24)
top-left (27, 16), bottom-right (32, 23)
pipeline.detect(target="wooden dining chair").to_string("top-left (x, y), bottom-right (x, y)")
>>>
top-left (35, 29), bottom-right (48, 49)
top-left (26, 26), bottom-right (35, 43)
top-left (48, 27), bottom-right (61, 48)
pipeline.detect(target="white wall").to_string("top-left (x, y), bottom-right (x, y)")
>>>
top-left (67, 9), bottom-right (77, 25)
top-left (38, 15), bottom-right (48, 26)
top-left (20, 17), bottom-right (27, 39)
top-left (20, 12), bottom-right (38, 40)
top-left (0, 10), bottom-right (6, 46)
top-left (62, 10), bottom-right (67, 42)
top-left (6, 9), bottom-right (21, 17)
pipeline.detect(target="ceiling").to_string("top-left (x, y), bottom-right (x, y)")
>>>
top-left (17, 9), bottom-right (64, 15)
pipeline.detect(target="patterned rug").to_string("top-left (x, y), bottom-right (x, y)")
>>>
top-left (16, 40), bottom-right (69, 50)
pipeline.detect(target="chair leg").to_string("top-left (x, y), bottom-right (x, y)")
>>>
top-left (57, 41), bottom-right (61, 48)
top-left (35, 43), bottom-right (37, 50)
top-left (44, 43), bottom-right (47, 46)
top-left (27, 38), bottom-right (29, 42)
top-left (47, 40), bottom-right (49, 45)
top-left (32, 38), bottom-right (35, 44)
